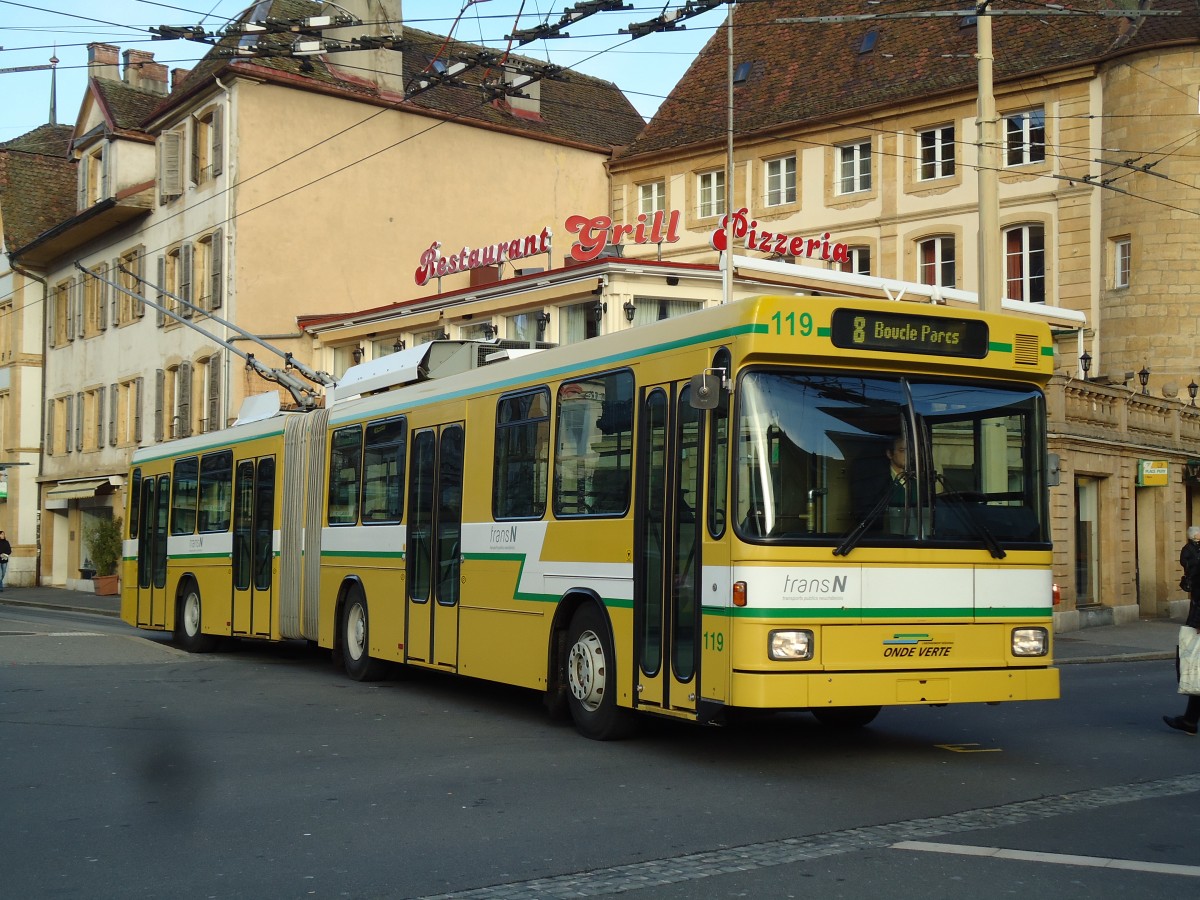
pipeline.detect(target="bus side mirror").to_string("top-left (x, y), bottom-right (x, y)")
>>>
top-left (689, 373), bottom-right (722, 409)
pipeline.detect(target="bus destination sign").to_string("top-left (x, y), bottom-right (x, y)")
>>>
top-left (829, 309), bottom-right (989, 358)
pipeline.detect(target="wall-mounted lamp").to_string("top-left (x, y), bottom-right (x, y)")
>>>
top-left (351, 344), bottom-right (364, 364)
top-left (481, 322), bottom-right (496, 340)
top-left (1079, 350), bottom-right (1091, 380)
top-left (593, 300), bottom-right (607, 324)
top-left (536, 311), bottom-right (550, 337)
top-left (1138, 365), bottom-right (1150, 394)
top-left (393, 338), bottom-right (405, 353)
top-left (623, 301), bottom-right (636, 323)
top-left (1189, 380), bottom-right (1198, 407)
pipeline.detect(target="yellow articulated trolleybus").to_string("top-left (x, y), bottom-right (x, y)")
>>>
top-left (122, 293), bottom-right (1059, 739)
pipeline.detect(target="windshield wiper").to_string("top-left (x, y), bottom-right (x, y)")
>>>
top-left (934, 474), bottom-right (1006, 559)
top-left (834, 473), bottom-right (909, 557)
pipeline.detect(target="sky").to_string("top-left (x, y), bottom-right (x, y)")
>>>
top-left (0, 0), bottom-right (729, 144)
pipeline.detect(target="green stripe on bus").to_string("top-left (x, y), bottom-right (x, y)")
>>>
top-left (817, 327), bottom-right (831, 337)
top-left (702, 606), bottom-right (1051, 619)
top-left (1041, 345), bottom-right (1055, 356)
top-left (988, 341), bottom-right (1013, 353)
top-left (321, 550), bottom-right (405, 560)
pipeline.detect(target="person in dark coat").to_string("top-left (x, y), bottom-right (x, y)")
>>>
top-left (1164, 525), bottom-right (1200, 735)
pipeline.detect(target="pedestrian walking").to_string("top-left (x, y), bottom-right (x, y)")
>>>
top-left (0, 529), bottom-right (11, 591)
top-left (1164, 525), bottom-right (1200, 735)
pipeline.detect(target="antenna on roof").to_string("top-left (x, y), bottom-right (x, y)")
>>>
top-left (49, 48), bottom-right (59, 124)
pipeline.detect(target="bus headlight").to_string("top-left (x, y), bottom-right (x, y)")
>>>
top-left (1011, 627), bottom-right (1049, 657)
top-left (769, 629), bottom-right (814, 661)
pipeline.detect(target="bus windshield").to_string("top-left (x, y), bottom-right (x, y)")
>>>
top-left (734, 371), bottom-right (1048, 550)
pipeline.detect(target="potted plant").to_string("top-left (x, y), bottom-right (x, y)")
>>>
top-left (84, 515), bottom-right (123, 596)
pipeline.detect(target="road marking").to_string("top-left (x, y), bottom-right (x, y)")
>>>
top-left (893, 840), bottom-right (1200, 878)
top-left (44, 632), bottom-right (105, 637)
top-left (417, 773), bottom-right (1200, 899)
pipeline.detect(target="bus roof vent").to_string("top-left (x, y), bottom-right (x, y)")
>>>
top-left (1013, 333), bottom-right (1041, 366)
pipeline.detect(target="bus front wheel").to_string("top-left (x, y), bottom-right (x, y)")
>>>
top-left (565, 604), bottom-right (634, 740)
top-left (175, 581), bottom-right (217, 653)
top-left (341, 588), bottom-right (388, 682)
top-left (811, 705), bottom-right (881, 729)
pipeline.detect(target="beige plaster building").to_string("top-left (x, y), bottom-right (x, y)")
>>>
top-left (5, 0), bottom-right (640, 588)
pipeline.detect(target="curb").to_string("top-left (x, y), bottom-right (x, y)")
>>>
top-left (1056, 651), bottom-right (1174, 665)
top-left (0, 597), bottom-right (120, 618)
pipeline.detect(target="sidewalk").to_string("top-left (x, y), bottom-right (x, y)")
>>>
top-left (0, 586), bottom-right (1184, 665)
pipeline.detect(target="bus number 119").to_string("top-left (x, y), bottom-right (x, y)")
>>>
top-left (704, 631), bottom-right (724, 652)
top-left (771, 311), bottom-right (814, 336)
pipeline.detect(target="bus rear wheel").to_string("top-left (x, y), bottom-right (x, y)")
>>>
top-left (341, 588), bottom-right (388, 682)
top-left (565, 604), bottom-right (634, 740)
top-left (175, 581), bottom-right (217, 653)
top-left (811, 705), bottom-right (881, 729)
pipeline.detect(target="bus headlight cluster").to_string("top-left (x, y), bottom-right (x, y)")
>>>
top-left (1011, 627), bottom-right (1049, 657)
top-left (769, 629), bottom-right (814, 661)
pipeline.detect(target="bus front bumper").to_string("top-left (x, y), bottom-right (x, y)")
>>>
top-left (728, 665), bottom-right (1060, 709)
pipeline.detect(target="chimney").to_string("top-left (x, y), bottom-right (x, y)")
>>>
top-left (87, 43), bottom-right (120, 81)
top-left (324, 1), bottom-right (405, 98)
top-left (171, 68), bottom-right (192, 92)
top-left (123, 49), bottom-right (169, 95)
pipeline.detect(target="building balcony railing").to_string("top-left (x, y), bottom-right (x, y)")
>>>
top-left (1050, 375), bottom-right (1200, 451)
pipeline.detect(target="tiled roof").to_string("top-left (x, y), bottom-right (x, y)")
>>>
top-left (618, 0), bottom-right (1200, 159)
top-left (154, 0), bottom-right (643, 152)
top-left (92, 78), bottom-right (166, 131)
top-left (0, 125), bottom-right (76, 251)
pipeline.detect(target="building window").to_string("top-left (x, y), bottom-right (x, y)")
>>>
top-left (192, 106), bottom-right (223, 185)
top-left (81, 146), bottom-right (106, 208)
top-left (0, 300), bottom-right (11, 364)
top-left (83, 263), bottom-right (108, 337)
top-left (917, 236), bottom-right (956, 288)
top-left (918, 125), bottom-right (955, 180)
top-left (1005, 108), bottom-right (1045, 166)
top-left (1004, 224), bottom-right (1046, 303)
top-left (194, 230), bottom-right (223, 311)
top-left (50, 278), bottom-right (72, 347)
top-left (158, 129), bottom-right (184, 202)
top-left (838, 246), bottom-right (871, 276)
top-left (764, 154), bottom-right (796, 206)
top-left (117, 247), bottom-right (145, 325)
top-left (638, 180), bottom-right (665, 215)
top-left (697, 169), bottom-right (725, 219)
top-left (627, 298), bottom-right (702, 327)
top-left (112, 377), bottom-right (143, 447)
top-left (199, 353), bottom-right (221, 434)
top-left (837, 140), bottom-right (872, 194)
top-left (1113, 237), bottom-right (1131, 289)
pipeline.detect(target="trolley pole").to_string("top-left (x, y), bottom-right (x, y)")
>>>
top-left (976, 2), bottom-right (1002, 313)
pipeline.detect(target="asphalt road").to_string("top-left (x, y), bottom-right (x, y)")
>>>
top-left (1, 605), bottom-right (1197, 900)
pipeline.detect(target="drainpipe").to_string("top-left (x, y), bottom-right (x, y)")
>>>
top-left (11, 261), bottom-right (47, 586)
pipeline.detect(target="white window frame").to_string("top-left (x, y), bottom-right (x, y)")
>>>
top-left (1114, 237), bottom-right (1131, 289)
top-left (918, 125), bottom-right (955, 181)
top-left (917, 236), bottom-right (956, 288)
top-left (838, 246), bottom-right (871, 276)
top-left (638, 180), bottom-right (665, 215)
top-left (697, 169), bottom-right (725, 219)
top-left (837, 140), bottom-right (872, 195)
top-left (764, 154), bottom-right (796, 206)
top-left (1005, 108), bottom-right (1046, 167)
top-left (1003, 224), bottom-right (1046, 303)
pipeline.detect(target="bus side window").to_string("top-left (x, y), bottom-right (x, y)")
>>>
top-left (171, 456), bottom-right (198, 535)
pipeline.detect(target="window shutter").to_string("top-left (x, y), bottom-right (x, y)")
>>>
top-left (109, 383), bottom-right (119, 446)
top-left (211, 107), bottom-right (223, 176)
top-left (178, 361), bottom-right (193, 437)
top-left (97, 264), bottom-right (109, 330)
top-left (134, 377), bottom-right (144, 443)
top-left (160, 132), bottom-right (182, 200)
top-left (46, 285), bottom-right (56, 348)
top-left (154, 369), bottom-right (164, 442)
top-left (96, 386), bottom-right (106, 448)
top-left (111, 257), bottom-right (121, 325)
top-left (100, 149), bottom-right (109, 201)
top-left (191, 117), bottom-right (201, 185)
top-left (76, 277), bottom-right (85, 339)
top-left (133, 248), bottom-right (147, 318)
top-left (45, 400), bottom-right (54, 455)
top-left (65, 396), bottom-right (74, 453)
top-left (76, 163), bottom-right (87, 210)
top-left (207, 352), bottom-right (221, 432)
top-left (156, 256), bottom-right (166, 327)
top-left (180, 243), bottom-right (194, 317)
top-left (210, 228), bottom-right (223, 310)
top-left (75, 391), bottom-right (84, 451)
top-left (65, 279), bottom-right (76, 342)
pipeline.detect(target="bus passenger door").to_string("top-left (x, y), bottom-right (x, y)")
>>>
top-left (405, 424), bottom-right (464, 670)
top-left (136, 474), bottom-right (170, 628)
top-left (635, 383), bottom-right (702, 715)
top-left (232, 456), bottom-right (275, 638)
